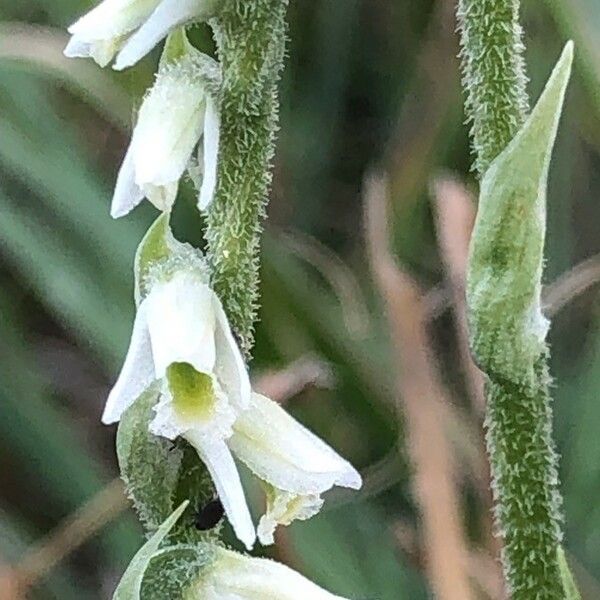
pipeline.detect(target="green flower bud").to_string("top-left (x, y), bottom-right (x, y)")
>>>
top-left (467, 42), bottom-right (574, 385)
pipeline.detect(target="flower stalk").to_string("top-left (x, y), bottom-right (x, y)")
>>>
top-left (206, 0), bottom-right (289, 356)
top-left (459, 0), bottom-right (575, 594)
top-left (457, 0), bottom-right (529, 175)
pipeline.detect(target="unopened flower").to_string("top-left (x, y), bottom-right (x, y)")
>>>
top-left (104, 269), bottom-right (361, 549)
top-left (111, 40), bottom-right (220, 217)
top-left (64, 0), bottom-right (219, 69)
top-left (191, 546), bottom-right (352, 599)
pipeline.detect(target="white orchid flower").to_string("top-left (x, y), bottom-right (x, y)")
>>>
top-left (111, 42), bottom-right (220, 218)
top-left (103, 268), bottom-right (361, 549)
top-left (191, 547), bottom-right (352, 599)
top-left (64, 0), bottom-right (219, 69)
top-left (229, 392), bottom-right (362, 545)
top-left (102, 270), bottom-right (255, 550)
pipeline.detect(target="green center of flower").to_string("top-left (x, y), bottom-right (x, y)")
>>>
top-left (167, 362), bottom-right (216, 423)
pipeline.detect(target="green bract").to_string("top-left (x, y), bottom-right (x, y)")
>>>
top-left (558, 547), bottom-right (582, 600)
top-left (141, 544), bottom-right (216, 599)
top-left (117, 384), bottom-right (183, 532)
top-left (134, 213), bottom-right (209, 304)
top-left (467, 41), bottom-right (573, 385)
top-left (113, 501), bottom-right (190, 599)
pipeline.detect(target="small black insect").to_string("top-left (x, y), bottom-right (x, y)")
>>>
top-left (194, 498), bottom-right (225, 531)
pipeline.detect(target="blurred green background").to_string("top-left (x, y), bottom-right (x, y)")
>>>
top-left (0, 0), bottom-right (599, 598)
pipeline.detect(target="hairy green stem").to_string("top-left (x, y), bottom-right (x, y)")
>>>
top-left (459, 2), bottom-right (573, 596)
top-left (486, 358), bottom-right (563, 597)
top-left (206, 0), bottom-right (288, 356)
top-left (457, 0), bottom-right (529, 174)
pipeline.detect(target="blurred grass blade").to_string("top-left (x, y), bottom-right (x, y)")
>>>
top-left (0, 22), bottom-right (129, 126)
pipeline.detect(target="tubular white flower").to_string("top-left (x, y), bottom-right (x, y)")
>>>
top-left (191, 547), bottom-right (352, 600)
top-left (103, 270), bottom-right (250, 424)
top-left (228, 392), bottom-right (362, 545)
top-left (103, 270), bottom-right (361, 549)
top-left (102, 270), bottom-right (254, 549)
top-left (111, 47), bottom-right (221, 217)
top-left (64, 0), bottom-right (219, 69)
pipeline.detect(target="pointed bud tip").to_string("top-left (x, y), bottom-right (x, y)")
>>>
top-left (110, 207), bottom-right (129, 219)
top-left (563, 40), bottom-right (574, 60)
top-left (241, 529), bottom-right (257, 551)
top-left (338, 466), bottom-right (362, 490)
top-left (112, 58), bottom-right (129, 72)
top-left (101, 409), bottom-right (119, 425)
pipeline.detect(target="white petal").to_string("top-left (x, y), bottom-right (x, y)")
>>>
top-left (192, 547), bottom-right (350, 600)
top-left (212, 295), bottom-right (251, 411)
top-left (68, 0), bottom-right (160, 40)
top-left (257, 486), bottom-right (323, 546)
top-left (197, 96), bottom-right (220, 211)
top-left (111, 143), bottom-right (145, 218)
top-left (141, 181), bottom-right (179, 212)
top-left (129, 59), bottom-right (206, 192)
top-left (102, 298), bottom-right (155, 424)
top-left (114, 0), bottom-right (217, 70)
top-left (144, 272), bottom-right (217, 378)
top-left (185, 433), bottom-right (255, 550)
top-left (229, 393), bottom-right (362, 495)
top-left (64, 35), bottom-right (122, 67)
top-left (64, 36), bottom-right (92, 58)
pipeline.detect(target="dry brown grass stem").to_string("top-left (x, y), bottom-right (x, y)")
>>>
top-left (543, 252), bottom-right (600, 316)
top-left (364, 173), bottom-right (474, 600)
top-left (431, 174), bottom-right (504, 577)
top-left (11, 477), bottom-right (129, 596)
top-left (393, 520), bottom-right (504, 600)
top-left (431, 174), bottom-right (485, 415)
top-left (253, 354), bottom-right (335, 403)
top-left (279, 230), bottom-right (372, 339)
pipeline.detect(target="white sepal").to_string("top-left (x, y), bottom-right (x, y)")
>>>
top-left (228, 393), bottom-right (361, 544)
top-left (229, 393), bottom-right (362, 495)
top-left (64, 36), bottom-right (122, 68)
top-left (212, 295), bottom-right (251, 411)
top-left (64, 0), bottom-right (161, 67)
top-left (111, 143), bottom-right (145, 218)
top-left (102, 298), bottom-right (155, 424)
top-left (197, 96), bottom-right (220, 211)
top-left (186, 433), bottom-right (256, 551)
top-left (114, 0), bottom-right (219, 71)
top-left (144, 272), bottom-right (217, 378)
top-left (65, 0), bottom-right (219, 69)
top-left (191, 547), bottom-right (351, 599)
top-left (126, 54), bottom-right (208, 212)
